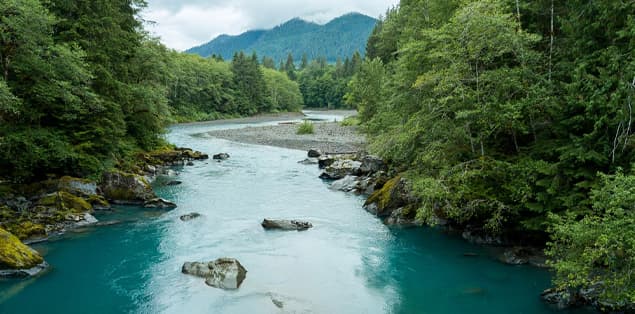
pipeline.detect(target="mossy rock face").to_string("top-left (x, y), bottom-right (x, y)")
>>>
top-left (57, 176), bottom-right (97, 196)
top-left (101, 171), bottom-right (156, 204)
top-left (5, 221), bottom-right (46, 240)
top-left (87, 195), bottom-right (110, 210)
top-left (0, 227), bottom-right (44, 269)
top-left (0, 205), bottom-right (15, 221)
top-left (37, 191), bottom-right (92, 213)
top-left (364, 176), bottom-right (415, 217)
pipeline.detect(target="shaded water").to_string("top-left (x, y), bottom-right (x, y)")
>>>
top-left (0, 113), bottom-right (592, 313)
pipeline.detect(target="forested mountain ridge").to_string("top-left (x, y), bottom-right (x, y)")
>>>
top-left (186, 12), bottom-right (377, 63)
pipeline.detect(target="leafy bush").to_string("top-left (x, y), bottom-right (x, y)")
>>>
top-left (296, 121), bottom-right (315, 134)
top-left (340, 116), bottom-right (360, 127)
top-left (547, 172), bottom-right (635, 307)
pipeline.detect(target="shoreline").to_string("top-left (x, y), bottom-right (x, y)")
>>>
top-left (172, 112), bottom-right (307, 127)
top-left (204, 121), bottom-right (366, 154)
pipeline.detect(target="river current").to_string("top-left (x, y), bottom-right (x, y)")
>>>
top-left (0, 112), bottom-right (592, 314)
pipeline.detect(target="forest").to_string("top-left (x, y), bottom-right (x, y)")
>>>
top-left (0, 0), bottom-right (303, 182)
top-left (348, 0), bottom-right (635, 307)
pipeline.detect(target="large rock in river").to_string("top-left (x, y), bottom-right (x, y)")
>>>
top-left (100, 171), bottom-right (156, 205)
top-left (261, 219), bottom-right (313, 231)
top-left (364, 176), bottom-right (418, 218)
top-left (0, 227), bottom-right (47, 277)
top-left (182, 258), bottom-right (247, 289)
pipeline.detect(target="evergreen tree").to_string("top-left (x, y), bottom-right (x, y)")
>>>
top-left (285, 53), bottom-right (296, 80)
top-left (300, 53), bottom-right (309, 70)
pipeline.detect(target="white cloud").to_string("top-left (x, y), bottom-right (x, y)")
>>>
top-left (143, 0), bottom-right (399, 51)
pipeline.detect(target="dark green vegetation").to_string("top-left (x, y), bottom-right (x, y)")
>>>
top-left (0, 0), bottom-right (301, 182)
top-left (294, 52), bottom-right (362, 109)
top-left (348, 0), bottom-right (635, 308)
top-left (186, 13), bottom-right (377, 63)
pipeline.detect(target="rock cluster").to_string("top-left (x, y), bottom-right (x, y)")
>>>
top-left (301, 150), bottom-right (422, 226)
top-left (0, 147), bottom-right (208, 278)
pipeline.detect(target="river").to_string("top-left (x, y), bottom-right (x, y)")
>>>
top-left (0, 112), bottom-right (592, 314)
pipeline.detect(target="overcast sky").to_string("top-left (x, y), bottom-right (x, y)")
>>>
top-left (143, 0), bottom-right (399, 51)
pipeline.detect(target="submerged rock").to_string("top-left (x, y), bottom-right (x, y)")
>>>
top-left (180, 213), bottom-right (201, 221)
top-left (461, 228), bottom-right (504, 246)
top-left (213, 153), bottom-right (230, 160)
top-left (101, 171), bottom-right (156, 204)
top-left (298, 158), bottom-right (319, 165)
top-left (261, 219), bottom-right (312, 231)
top-left (165, 180), bottom-right (182, 186)
top-left (0, 227), bottom-right (46, 277)
top-left (182, 258), bottom-right (247, 290)
top-left (307, 148), bottom-right (322, 158)
top-left (143, 198), bottom-right (177, 209)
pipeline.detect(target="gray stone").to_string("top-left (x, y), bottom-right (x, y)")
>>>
top-left (318, 156), bottom-right (335, 169)
top-left (74, 213), bottom-right (99, 227)
top-left (319, 160), bottom-right (362, 180)
top-left (101, 172), bottom-right (156, 204)
top-left (329, 175), bottom-right (359, 192)
top-left (359, 155), bottom-right (386, 174)
top-left (165, 181), bottom-right (182, 186)
top-left (182, 258), bottom-right (247, 290)
top-left (261, 219), bottom-right (312, 231)
top-left (307, 148), bottom-right (322, 158)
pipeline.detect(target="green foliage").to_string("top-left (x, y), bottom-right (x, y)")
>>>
top-left (547, 172), bottom-right (635, 307)
top-left (350, 0), bottom-right (635, 306)
top-left (340, 116), bottom-right (360, 127)
top-left (297, 54), bottom-right (361, 109)
top-left (263, 68), bottom-right (303, 112)
top-left (296, 121), bottom-right (315, 135)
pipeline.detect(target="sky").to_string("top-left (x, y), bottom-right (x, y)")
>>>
top-left (142, 0), bottom-right (399, 51)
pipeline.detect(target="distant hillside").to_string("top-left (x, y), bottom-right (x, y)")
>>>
top-left (186, 12), bottom-right (377, 62)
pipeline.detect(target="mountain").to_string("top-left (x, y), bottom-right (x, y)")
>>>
top-left (186, 13), bottom-right (377, 62)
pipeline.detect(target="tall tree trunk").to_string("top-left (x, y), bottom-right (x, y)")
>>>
top-left (549, 0), bottom-right (554, 82)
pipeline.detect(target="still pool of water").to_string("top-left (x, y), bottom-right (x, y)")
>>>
top-left (0, 114), bottom-right (593, 314)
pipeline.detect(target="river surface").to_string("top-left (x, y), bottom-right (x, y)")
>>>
top-left (0, 112), bottom-right (592, 314)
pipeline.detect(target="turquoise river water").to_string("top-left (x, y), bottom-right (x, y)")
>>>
top-left (0, 112), bottom-right (594, 314)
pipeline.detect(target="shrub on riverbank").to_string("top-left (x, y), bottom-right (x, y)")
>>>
top-left (297, 121), bottom-right (315, 134)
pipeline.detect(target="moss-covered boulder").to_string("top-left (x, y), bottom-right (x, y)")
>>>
top-left (100, 171), bottom-right (156, 204)
top-left (38, 191), bottom-right (92, 213)
top-left (87, 194), bottom-right (110, 210)
top-left (4, 221), bottom-right (46, 240)
top-left (0, 227), bottom-right (44, 270)
top-left (364, 176), bottom-right (418, 218)
top-left (57, 176), bottom-right (98, 197)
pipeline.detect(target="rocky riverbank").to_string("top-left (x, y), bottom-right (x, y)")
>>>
top-left (206, 122), bottom-right (365, 154)
top-left (0, 146), bottom-right (209, 277)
